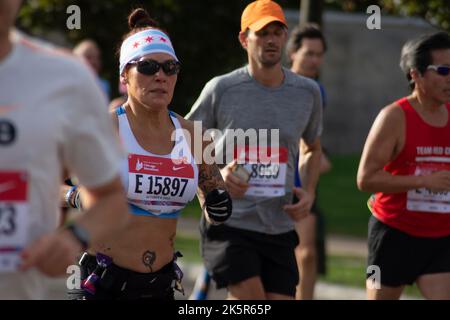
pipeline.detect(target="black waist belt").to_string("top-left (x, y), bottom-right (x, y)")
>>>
top-left (79, 253), bottom-right (182, 299)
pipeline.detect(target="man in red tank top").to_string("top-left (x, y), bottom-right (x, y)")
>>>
top-left (358, 32), bottom-right (450, 300)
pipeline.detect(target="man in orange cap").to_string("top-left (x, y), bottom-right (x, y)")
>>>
top-left (187, 0), bottom-right (323, 300)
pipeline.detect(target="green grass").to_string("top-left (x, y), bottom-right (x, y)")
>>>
top-left (321, 255), bottom-right (367, 288)
top-left (175, 234), bottom-right (202, 263)
top-left (180, 198), bottom-right (202, 219)
top-left (317, 154), bottom-right (371, 237)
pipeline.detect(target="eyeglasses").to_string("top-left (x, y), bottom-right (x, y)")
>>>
top-left (427, 65), bottom-right (450, 76)
top-left (128, 59), bottom-right (181, 76)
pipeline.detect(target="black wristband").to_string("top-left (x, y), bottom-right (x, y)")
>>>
top-left (204, 189), bottom-right (232, 224)
top-left (65, 223), bottom-right (90, 250)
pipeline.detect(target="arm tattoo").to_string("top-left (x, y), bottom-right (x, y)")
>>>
top-left (142, 250), bottom-right (156, 272)
top-left (198, 163), bottom-right (226, 194)
top-left (197, 163), bottom-right (226, 208)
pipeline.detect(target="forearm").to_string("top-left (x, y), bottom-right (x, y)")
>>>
top-left (197, 163), bottom-right (232, 224)
top-left (320, 153), bottom-right (332, 174)
top-left (299, 144), bottom-right (322, 195)
top-left (67, 178), bottom-right (128, 247)
top-left (197, 163), bottom-right (227, 201)
top-left (357, 170), bottom-right (424, 193)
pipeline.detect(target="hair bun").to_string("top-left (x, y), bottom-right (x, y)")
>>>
top-left (128, 8), bottom-right (157, 30)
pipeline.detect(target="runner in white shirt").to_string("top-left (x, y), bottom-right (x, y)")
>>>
top-left (0, 0), bottom-right (128, 299)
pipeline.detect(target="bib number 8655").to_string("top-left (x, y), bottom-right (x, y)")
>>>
top-left (249, 164), bottom-right (280, 179)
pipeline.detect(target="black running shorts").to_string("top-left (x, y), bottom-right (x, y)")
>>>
top-left (200, 219), bottom-right (299, 297)
top-left (367, 215), bottom-right (450, 287)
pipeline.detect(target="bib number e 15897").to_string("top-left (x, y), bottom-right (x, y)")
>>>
top-left (127, 154), bottom-right (195, 214)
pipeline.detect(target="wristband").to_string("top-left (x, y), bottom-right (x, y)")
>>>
top-left (204, 189), bottom-right (232, 224)
top-left (65, 186), bottom-right (78, 208)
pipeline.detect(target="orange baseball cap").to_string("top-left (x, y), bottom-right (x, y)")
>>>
top-left (241, 0), bottom-right (288, 33)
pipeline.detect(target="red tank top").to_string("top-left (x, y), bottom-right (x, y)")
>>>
top-left (372, 97), bottom-right (450, 237)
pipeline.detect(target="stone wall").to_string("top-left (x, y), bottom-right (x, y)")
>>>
top-left (285, 10), bottom-right (438, 154)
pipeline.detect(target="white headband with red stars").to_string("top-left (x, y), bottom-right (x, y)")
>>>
top-left (119, 29), bottom-right (178, 75)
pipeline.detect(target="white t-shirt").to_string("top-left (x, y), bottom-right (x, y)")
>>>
top-left (0, 36), bottom-right (123, 299)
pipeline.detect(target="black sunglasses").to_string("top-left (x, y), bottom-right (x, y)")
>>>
top-left (128, 59), bottom-right (181, 76)
top-left (427, 65), bottom-right (450, 76)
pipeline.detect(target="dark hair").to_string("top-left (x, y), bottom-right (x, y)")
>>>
top-left (400, 31), bottom-right (450, 90)
top-left (117, 8), bottom-right (168, 60)
top-left (124, 8), bottom-right (162, 39)
top-left (286, 23), bottom-right (327, 61)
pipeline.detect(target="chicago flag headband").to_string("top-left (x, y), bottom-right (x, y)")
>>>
top-left (119, 29), bottom-right (178, 75)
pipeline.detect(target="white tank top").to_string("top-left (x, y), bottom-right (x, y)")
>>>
top-left (116, 106), bottom-right (198, 218)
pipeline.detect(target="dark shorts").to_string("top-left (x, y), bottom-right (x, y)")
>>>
top-left (200, 218), bottom-right (299, 297)
top-left (367, 215), bottom-right (450, 287)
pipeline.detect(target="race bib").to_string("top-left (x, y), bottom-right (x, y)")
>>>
top-left (235, 146), bottom-right (288, 197)
top-left (127, 154), bottom-right (196, 214)
top-left (407, 161), bottom-right (450, 213)
top-left (0, 171), bottom-right (29, 272)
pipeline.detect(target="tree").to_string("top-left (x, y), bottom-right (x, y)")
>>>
top-left (16, 0), bottom-right (449, 115)
top-left (383, 0), bottom-right (450, 32)
top-left (300, 0), bottom-right (324, 26)
top-left (17, 0), bottom-right (248, 115)
top-left (325, 0), bottom-right (450, 32)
